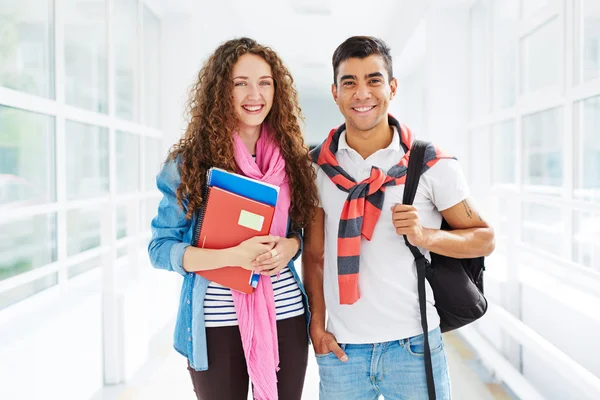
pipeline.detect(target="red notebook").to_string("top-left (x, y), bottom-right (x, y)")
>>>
top-left (193, 186), bottom-right (275, 294)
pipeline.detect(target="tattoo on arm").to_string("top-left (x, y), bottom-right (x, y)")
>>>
top-left (462, 200), bottom-right (473, 219)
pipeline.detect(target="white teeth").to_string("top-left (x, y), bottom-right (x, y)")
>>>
top-left (354, 106), bottom-right (374, 112)
top-left (243, 105), bottom-right (262, 111)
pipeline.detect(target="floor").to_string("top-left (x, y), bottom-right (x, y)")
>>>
top-left (92, 323), bottom-right (517, 400)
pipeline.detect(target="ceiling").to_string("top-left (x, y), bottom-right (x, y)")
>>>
top-left (172, 0), bottom-right (433, 93)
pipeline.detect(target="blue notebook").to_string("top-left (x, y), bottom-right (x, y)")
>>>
top-left (207, 167), bottom-right (280, 207)
top-left (206, 167), bottom-right (280, 288)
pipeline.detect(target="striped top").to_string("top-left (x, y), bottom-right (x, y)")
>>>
top-left (204, 267), bottom-right (305, 328)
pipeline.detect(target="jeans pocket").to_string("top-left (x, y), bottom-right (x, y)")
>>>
top-left (407, 328), bottom-right (444, 357)
top-left (315, 351), bottom-right (334, 359)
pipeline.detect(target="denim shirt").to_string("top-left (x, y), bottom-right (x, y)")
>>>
top-left (148, 160), bottom-right (310, 371)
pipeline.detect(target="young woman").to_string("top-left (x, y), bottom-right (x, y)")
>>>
top-left (148, 38), bottom-right (318, 400)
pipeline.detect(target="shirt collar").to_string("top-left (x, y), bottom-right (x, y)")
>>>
top-left (338, 126), bottom-right (402, 153)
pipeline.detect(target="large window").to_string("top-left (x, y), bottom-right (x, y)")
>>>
top-left (521, 18), bottom-right (561, 94)
top-left (0, 1), bottom-right (162, 309)
top-left (522, 108), bottom-right (563, 190)
top-left (0, 0), bottom-right (54, 98)
top-left (574, 96), bottom-right (600, 202)
top-left (470, 0), bottom-right (490, 117)
top-left (492, 0), bottom-right (518, 109)
top-left (113, 0), bottom-right (138, 121)
top-left (0, 106), bottom-right (56, 204)
top-left (580, 0), bottom-right (600, 83)
top-left (491, 120), bottom-right (516, 185)
top-left (65, 121), bottom-right (109, 200)
top-left (143, 6), bottom-right (160, 129)
top-left (64, 0), bottom-right (108, 113)
top-left (116, 131), bottom-right (140, 194)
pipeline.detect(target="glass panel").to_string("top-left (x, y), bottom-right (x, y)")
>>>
top-left (143, 6), bottom-right (160, 128)
top-left (491, 120), bottom-right (516, 184)
top-left (65, 120), bottom-right (109, 200)
top-left (67, 206), bottom-right (103, 256)
top-left (522, 0), bottom-right (549, 19)
top-left (470, 0), bottom-right (490, 117)
top-left (492, 0), bottom-right (518, 109)
top-left (0, 213), bottom-right (57, 281)
top-left (64, 0), bottom-right (108, 113)
top-left (116, 131), bottom-right (140, 194)
top-left (521, 17), bottom-right (561, 94)
top-left (142, 196), bottom-right (159, 232)
top-left (574, 96), bottom-right (600, 202)
top-left (68, 256), bottom-right (102, 279)
top-left (0, 106), bottom-right (55, 206)
top-left (522, 108), bottom-right (563, 189)
top-left (573, 211), bottom-right (600, 270)
top-left (521, 202), bottom-right (563, 256)
top-left (469, 127), bottom-right (491, 196)
top-left (144, 137), bottom-right (162, 191)
top-left (0, 0), bottom-right (54, 97)
top-left (113, 0), bottom-right (138, 121)
top-left (582, 0), bottom-right (600, 83)
top-left (116, 204), bottom-right (128, 239)
top-left (0, 273), bottom-right (57, 310)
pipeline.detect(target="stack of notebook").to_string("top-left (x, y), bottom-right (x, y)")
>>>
top-left (191, 167), bottom-right (280, 294)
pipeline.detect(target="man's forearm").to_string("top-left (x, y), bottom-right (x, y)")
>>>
top-left (302, 254), bottom-right (326, 334)
top-left (421, 227), bottom-right (495, 258)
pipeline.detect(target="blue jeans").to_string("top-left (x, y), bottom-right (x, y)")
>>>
top-left (315, 327), bottom-right (451, 400)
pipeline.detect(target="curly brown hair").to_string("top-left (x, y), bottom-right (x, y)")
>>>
top-left (167, 37), bottom-right (318, 228)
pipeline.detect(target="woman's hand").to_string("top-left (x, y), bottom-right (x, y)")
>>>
top-left (252, 236), bottom-right (300, 276)
top-left (233, 235), bottom-right (279, 271)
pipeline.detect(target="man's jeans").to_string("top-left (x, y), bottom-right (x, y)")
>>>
top-left (315, 327), bottom-right (451, 400)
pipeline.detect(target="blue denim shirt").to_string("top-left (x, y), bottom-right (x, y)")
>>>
top-left (148, 160), bottom-right (310, 371)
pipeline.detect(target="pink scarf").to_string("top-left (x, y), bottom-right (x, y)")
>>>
top-left (231, 124), bottom-right (290, 400)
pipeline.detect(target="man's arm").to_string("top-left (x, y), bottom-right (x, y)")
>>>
top-left (302, 207), bottom-right (348, 361)
top-left (392, 197), bottom-right (495, 258)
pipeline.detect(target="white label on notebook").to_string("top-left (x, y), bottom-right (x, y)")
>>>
top-left (238, 210), bottom-right (264, 232)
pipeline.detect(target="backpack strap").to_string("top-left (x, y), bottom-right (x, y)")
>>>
top-left (403, 139), bottom-right (436, 400)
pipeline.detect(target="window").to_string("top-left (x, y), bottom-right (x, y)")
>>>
top-left (470, 0), bottom-right (490, 117)
top-left (574, 96), bottom-right (600, 202)
top-left (0, 106), bottom-right (56, 205)
top-left (492, 0), bottom-right (518, 109)
top-left (491, 120), bottom-right (516, 184)
top-left (64, 0), bottom-right (108, 113)
top-left (68, 256), bottom-right (101, 279)
top-left (573, 211), bottom-right (600, 270)
top-left (580, 0), bottom-right (600, 83)
top-left (116, 131), bottom-right (140, 194)
top-left (0, 0), bottom-right (54, 98)
top-left (0, 273), bottom-right (57, 310)
top-left (469, 127), bottom-right (491, 195)
top-left (65, 120), bottom-right (109, 200)
top-left (113, 0), bottom-right (138, 121)
top-left (522, 108), bottom-right (563, 190)
top-left (143, 6), bottom-right (160, 129)
top-left (521, 17), bottom-right (561, 94)
top-left (0, 213), bottom-right (57, 281)
top-left (144, 137), bottom-right (162, 191)
top-left (522, 202), bottom-right (564, 256)
top-left (67, 206), bottom-right (103, 256)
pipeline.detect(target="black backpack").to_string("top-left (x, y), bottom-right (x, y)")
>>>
top-left (403, 140), bottom-right (488, 400)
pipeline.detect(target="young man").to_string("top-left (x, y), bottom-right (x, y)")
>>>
top-left (303, 36), bottom-right (495, 399)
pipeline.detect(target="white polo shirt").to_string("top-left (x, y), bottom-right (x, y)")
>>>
top-left (314, 128), bottom-right (470, 343)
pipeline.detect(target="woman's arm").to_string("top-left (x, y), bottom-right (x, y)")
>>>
top-left (148, 160), bottom-right (277, 275)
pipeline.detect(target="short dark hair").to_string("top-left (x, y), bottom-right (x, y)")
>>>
top-left (332, 36), bottom-right (393, 85)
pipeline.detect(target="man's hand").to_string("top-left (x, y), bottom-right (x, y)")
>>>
top-left (391, 204), bottom-right (427, 247)
top-left (310, 327), bottom-right (348, 362)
